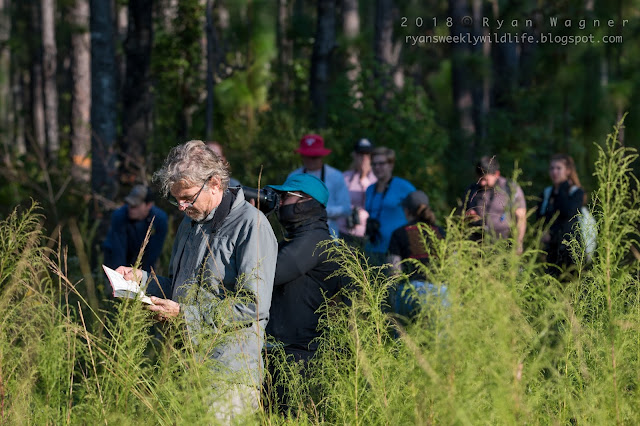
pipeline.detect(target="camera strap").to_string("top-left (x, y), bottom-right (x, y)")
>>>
top-left (372, 177), bottom-right (394, 220)
top-left (302, 165), bottom-right (326, 183)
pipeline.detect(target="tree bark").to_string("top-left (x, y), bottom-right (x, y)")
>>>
top-left (342, 0), bottom-right (361, 106)
top-left (276, 0), bottom-right (293, 105)
top-left (70, 0), bottom-right (91, 182)
top-left (448, 0), bottom-right (475, 162)
top-left (0, 0), bottom-right (10, 161)
top-left (309, 0), bottom-right (336, 129)
top-left (374, 0), bottom-right (402, 109)
top-left (11, 69), bottom-right (26, 157)
top-left (30, 2), bottom-right (46, 153)
top-left (205, 0), bottom-right (216, 140)
top-left (121, 0), bottom-right (153, 183)
top-left (41, 0), bottom-right (59, 157)
top-left (91, 0), bottom-right (118, 209)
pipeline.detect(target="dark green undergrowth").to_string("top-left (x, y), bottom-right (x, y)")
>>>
top-left (1, 122), bottom-right (639, 424)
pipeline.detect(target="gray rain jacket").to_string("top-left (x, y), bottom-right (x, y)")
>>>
top-left (148, 187), bottom-right (277, 385)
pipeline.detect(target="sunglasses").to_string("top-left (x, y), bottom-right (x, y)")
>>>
top-left (285, 191), bottom-right (305, 199)
top-left (371, 161), bottom-right (390, 167)
top-left (168, 177), bottom-right (210, 208)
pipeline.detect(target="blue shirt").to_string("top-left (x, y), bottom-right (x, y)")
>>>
top-left (103, 204), bottom-right (169, 270)
top-left (365, 177), bottom-right (416, 253)
top-left (288, 164), bottom-right (351, 236)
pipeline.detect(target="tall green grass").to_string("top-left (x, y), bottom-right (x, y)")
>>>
top-left (1, 121), bottom-right (639, 424)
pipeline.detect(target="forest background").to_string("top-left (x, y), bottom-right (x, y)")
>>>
top-left (0, 0), bottom-right (638, 270)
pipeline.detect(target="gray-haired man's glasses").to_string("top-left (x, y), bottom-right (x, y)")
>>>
top-left (168, 178), bottom-right (209, 208)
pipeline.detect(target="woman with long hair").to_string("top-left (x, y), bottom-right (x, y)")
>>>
top-left (537, 154), bottom-right (585, 273)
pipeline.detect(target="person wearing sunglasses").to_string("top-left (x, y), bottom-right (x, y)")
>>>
top-left (115, 140), bottom-right (278, 420)
top-left (264, 174), bottom-right (343, 410)
top-left (364, 146), bottom-right (416, 263)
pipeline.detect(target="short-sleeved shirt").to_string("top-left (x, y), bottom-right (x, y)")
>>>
top-left (337, 170), bottom-right (377, 238)
top-left (464, 176), bottom-right (526, 239)
top-left (365, 177), bottom-right (416, 253)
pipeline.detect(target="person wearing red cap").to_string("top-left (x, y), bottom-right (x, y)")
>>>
top-left (288, 134), bottom-right (351, 236)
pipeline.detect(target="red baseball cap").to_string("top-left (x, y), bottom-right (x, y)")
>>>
top-left (295, 134), bottom-right (332, 157)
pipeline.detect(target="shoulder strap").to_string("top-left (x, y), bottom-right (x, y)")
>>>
top-left (540, 186), bottom-right (553, 215)
top-left (569, 185), bottom-right (579, 196)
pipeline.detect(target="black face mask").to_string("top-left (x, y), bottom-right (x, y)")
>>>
top-left (277, 199), bottom-right (325, 230)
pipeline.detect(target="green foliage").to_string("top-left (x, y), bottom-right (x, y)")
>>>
top-left (3, 123), bottom-right (640, 424)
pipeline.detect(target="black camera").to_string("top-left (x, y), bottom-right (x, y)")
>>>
top-left (242, 186), bottom-right (280, 215)
top-left (365, 217), bottom-right (382, 244)
top-left (346, 207), bottom-right (361, 229)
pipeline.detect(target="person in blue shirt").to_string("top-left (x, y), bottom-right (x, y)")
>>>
top-left (365, 146), bottom-right (416, 262)
top-left (288, 133), bottom-right (351, 236)
top-left (103, 184), bottom-right (169, 271)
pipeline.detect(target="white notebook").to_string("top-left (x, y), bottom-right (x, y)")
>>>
top-left (102, 265), bottom-right (154, 305)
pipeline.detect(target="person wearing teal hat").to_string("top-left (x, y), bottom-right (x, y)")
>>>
top-left (265, 173), bottom-right (342, 411)
top-left (267, 173), bottom-right (329, 206)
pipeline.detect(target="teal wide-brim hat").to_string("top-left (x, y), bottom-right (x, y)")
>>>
top-left (267, 174), bottom-right (329, 206)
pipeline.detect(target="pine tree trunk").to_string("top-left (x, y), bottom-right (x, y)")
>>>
top-left (205, 0), bottom-right (216, 140)
top-left (309, 0), bottom-right (336, 129)
top-left (121, 0), bottom-right (153, 183)
top-left (0, 0), bottom-right (11, 161)
top-left (70, 0), bottom-right (91, 182)
top-left (342, 0), bottom-right (361, 106)
top-left (31, 2), bottom-right (46, 153)
top-left (276, 0), bottom-right (293, 105)
top-left (449, 0), bottom-right (475, 162)
top-left (90, 0), bottom-right (118, 206)
top-left (374, 0), bottom-right (402, 109)
top-left (41, 0), bottom-right (59, 157)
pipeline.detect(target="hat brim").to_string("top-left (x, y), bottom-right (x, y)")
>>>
top-left (124, 196), bottom-right (142, 207)
top-left (266, 184), bottom-right (298, 193)
top-left (354, 148), bottom-right (373, 154)
top-left (295, 147), bottom-right (332, 157)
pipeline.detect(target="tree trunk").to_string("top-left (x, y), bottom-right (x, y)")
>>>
top-left (276, 0), bottom-right (293, 105)
top-left (11, 69), bottom-right (27, 157)
top-left (30, 2), bottom-right (46, 153)
top-left (116, 1), bottom-right (128, 92)
top-left (41, 0), bottom-right (59, 157)
top-left (205, 0), bottom-right (216, 140)
top-left (121, 0), bottom-right (153, 183)
top-left (91, 0), bottom-right (118, 210)
top-left (342, 0), bottom-right (361, 106)
top-left (70, 0), bottom-right (91, 182)
top-left (0, 0), bottom-right (10, 161)
top-left (374, 0), bottom-right (402, 109)
top-left (448, 0), bottom-right (475, 163)
top-left (309, 0), bottom-right (336, 129)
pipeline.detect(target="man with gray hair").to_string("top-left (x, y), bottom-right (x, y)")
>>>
top-left (116, 140), bottom-right (277, 418)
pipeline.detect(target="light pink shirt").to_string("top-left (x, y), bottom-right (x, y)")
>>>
top-left (338, 170), bottom-right (377, 237)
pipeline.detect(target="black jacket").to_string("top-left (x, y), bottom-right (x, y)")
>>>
top-left (266, 209), bottom-right (342, 351)
top-left (537, 180), bottom-right (584, 266)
